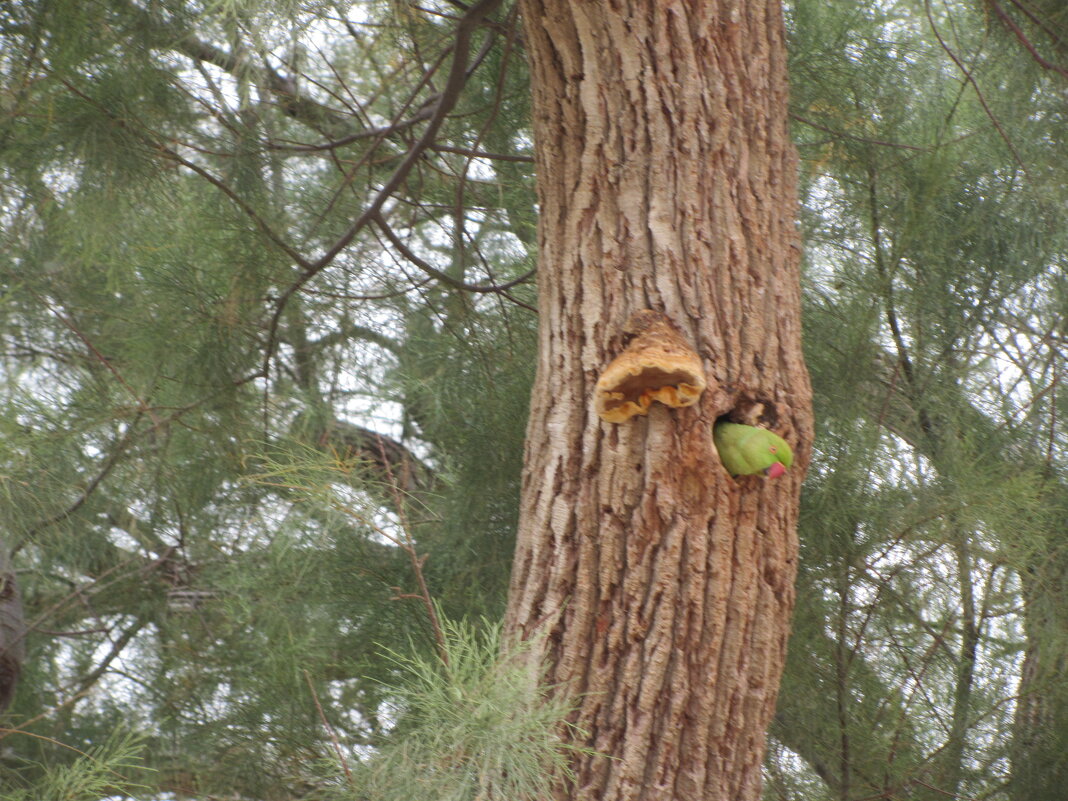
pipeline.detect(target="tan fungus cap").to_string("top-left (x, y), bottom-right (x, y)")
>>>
top-left (594, 310), bottom-right (706, 423)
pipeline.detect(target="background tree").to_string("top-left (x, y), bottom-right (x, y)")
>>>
top-left (0, 1), bottom-right (1065, 800)
top-left (0, 2), bottom-right (548, 797)
top-left (770, 2), bottom-right (1068, 799)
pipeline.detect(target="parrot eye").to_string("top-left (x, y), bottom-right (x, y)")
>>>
top-left (769, 446), bottom-right (777, 454)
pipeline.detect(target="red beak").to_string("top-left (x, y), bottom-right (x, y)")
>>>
top-left (765, 462), bottom-right (786, 479)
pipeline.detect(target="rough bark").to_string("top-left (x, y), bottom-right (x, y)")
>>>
top-left (0, 545), bottom-right (25, 714)
top-left (1008, 533), bottom-right (1068, 801)
top-left (505, 2), bottom-right (812, 800)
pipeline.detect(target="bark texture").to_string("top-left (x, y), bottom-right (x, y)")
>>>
top-left (0, 546), bottom-right (24, 714)
top-left (505, 2), bottom-right (812, 800)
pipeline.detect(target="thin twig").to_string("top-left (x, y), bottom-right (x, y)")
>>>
top-left (154, 142), bottom-right (312, 268)
top-left (431, 143), bottom-right (534, 163)
top-left (34, 291), bottom-right (163, 427)
top-left (791, 112), bottom-right (929, 152)
top-left (374, 212), bottom-right (535, 294)
top-left (924, 0), bottom-right (1028, 173)
top-left (0, 689), bottom-right (92, 741)
top-left (373, 436), bottom-right (450, 666)
top-left (267, 106), bottom-right (437, 152)
top-left (52, 75), bottom-right (309, 271)
top-left (69, 621), bottom-right (147, 695)
top-left (304, 669), bottom-right (354, 784)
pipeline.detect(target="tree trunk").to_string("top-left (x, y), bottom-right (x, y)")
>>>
top-left (1009, 541), bottom-right (1068, 801)
top-left (0, 544), bottom-right (25, 714)
top-left (505, 2), bottom-right (812, 801)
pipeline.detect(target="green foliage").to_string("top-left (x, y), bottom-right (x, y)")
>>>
top-left (325, 617), bottom-right (580, 801)
top-left (781, 0), bottom-right (1068, 798)
top-left (1, 1), bottom-right (541, 796)
top-left (395, 305), bottom-right (536, 619)
top-left (1, 729), bottom-right (147, 800)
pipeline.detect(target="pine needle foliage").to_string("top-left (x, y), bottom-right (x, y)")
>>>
top-left (1, 729), bottom-right (148, 800)
top-left (779, 0), bottom-right (1068, 798)
top-left (392, 304), bottom-right (536, 621)
top-left (325, 616), bottom-right (581, 801)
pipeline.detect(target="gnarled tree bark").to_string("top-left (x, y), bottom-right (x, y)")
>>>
top-left (504, 2), bottom-right (812, 799)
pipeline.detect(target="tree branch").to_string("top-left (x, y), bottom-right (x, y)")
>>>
top-left (260, 0), bottom-right (504, 375)
top-left (987, 0), bottom-right (1068, 80)
top-left (160, 24), bottom-right (353, 135)
top-left (374, 212), bottom-right (535, 294)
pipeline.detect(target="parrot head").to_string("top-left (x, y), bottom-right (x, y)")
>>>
top-left (763, 433), bottom-right (792, 477)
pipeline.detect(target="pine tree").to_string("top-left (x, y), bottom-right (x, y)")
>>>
top-left (0, 1), bottom-right (1066, 799)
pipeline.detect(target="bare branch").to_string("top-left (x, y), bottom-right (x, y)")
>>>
top-left (260, 0), bottom-right (504, 374)
top-left (163, 27), bottom-right (352, 135)
top-left (374, 212), bottom-right (535, 294)
top-left (987, 0), bottom-right (1068, 80)
top-left (430, 143), bottom-right (534, 163)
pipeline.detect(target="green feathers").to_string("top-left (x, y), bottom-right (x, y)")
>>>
top-left (713, 422), bottom-right (793, 478)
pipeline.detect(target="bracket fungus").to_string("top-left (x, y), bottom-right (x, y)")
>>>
top-left (594, 310), bottom-right (707, 423)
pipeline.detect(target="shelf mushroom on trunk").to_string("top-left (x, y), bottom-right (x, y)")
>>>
top-left (594, 310), bottom-right (707, 423)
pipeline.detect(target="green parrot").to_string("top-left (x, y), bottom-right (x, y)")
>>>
top-left (713, 422), bottom-right (793, 478)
